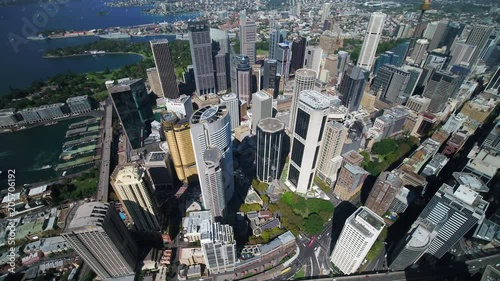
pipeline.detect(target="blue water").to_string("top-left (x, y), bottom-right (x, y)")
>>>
top-left (0, 0), bottom-right (199, 95)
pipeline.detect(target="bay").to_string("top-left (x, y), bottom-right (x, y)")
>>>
top-left (0, 0), bottom-right (198, 95)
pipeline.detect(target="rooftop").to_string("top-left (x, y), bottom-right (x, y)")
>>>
top-left (407, 224), bottom-right (432, 248)
top-left (150, 38), bottom-right (170, 44)
top-left (112, 165), bottom-right (144, 185)
top-left (295, 68), bottom-right (317, 78)
top-left (66, 202), bottom-right (110, 230)
top-left (299, 90), bottom-right (330, 110)
top-left (220, 92), bottom-right (238, 101)
top-left (258, 117), bottom-right (285, 132)
top-left (204, 147), bottom-right (223, 165)
top-left (66, 95), bottom-right (88, 102)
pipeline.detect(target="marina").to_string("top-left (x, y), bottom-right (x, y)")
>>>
top-left (68, 118), bottom-right (102, 129)
top-left (66, 125), bottom-right (101, 138)
top-left (63, 135), bottom-right (101, 148)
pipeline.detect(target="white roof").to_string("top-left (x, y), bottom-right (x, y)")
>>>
top-left (454, 185), bottom-right (478, 205)
top-left (2, 192), bottom-right (21, 203)
top-left (28, 185), bottom-right (48, 196)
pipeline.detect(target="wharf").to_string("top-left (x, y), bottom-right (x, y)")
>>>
top-left (68, 118), bottom-right (101, 129)
top-left (63, 135), bottom-right (100, 148)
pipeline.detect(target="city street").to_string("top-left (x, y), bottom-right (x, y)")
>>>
top-left (96, 98), bottom-right (113, 203)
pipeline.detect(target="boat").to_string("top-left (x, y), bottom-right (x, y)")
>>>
top-left (41, 165), bottom-right (52, 170)
top-left (26, 35), bottom-right (47, 40)
top-left (98, 32), bottom-right (131, 39)
top-left (44, 121), bottom-right (58, 126)
top-left (62, 171), bottom-right (67, 177)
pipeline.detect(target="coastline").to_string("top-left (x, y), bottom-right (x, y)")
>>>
top-left (43, 51), bottom-right (147, 59)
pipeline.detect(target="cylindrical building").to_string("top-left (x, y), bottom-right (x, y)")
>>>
top-left (290, 68), bottom-right (317, 132)
top-left (203, 147), bottom-right (226, 219)
top-left (256, 118), bottom-right (285, 183)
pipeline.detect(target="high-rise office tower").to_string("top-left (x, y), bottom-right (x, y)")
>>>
top-left (251, 91), bottom-right (273, 133)
top-left (276, 42), bottom-right (292, 89)
top-left (291, 36), bottom-right (307, 73)
top-left (190, 105), bottom-right (234, 219)
top-left (150, 39), bottom-right (179, 99)
top-left (402, 65), bottom-right (423, 98)
top-left (108, 79), bottom-right (153, 150)
top-left (236, 55), bottom-right (252, 104)
top-left (390, 183), bottom-right (488, 269)
top-left (316, 121), bottom-right (348, 186)
top-left (110, 165), bottom-right (160, 231)
top-left (423, 21), bottom-right (438, 40)
top-left (440, 22), bottom-right (463, 53)
top-left (336, 51), bottom-right (350, 86)
top-left (161, 111), bottom-right (197, 183)
top-left (146, 68), bottom-right (162, 97)
top-left (429, 19), bottom-right (449, 51)
top-left (303, 46), bottom-right (323, 77)
top-left (220, 93), bottom-right (240, 130)
top-left (214, 50), bottom-right (228, 93)
top-left (339, 64), bottom-right (368, 113)
top-left (466, 25), bottom-right (494, 66)
top-left (330, 206), bottom-right (385, 275)
top-left (365, 171), bottom-right (403, 216)
top-left (252, 64), bottom-right (262, 92)
top-left (289, 68), bottom-right (316, 133)
top-left (319, 30), bottom-right (344, 55)
top-left (448, 42), bottom-right (476, 68)
top-left (374, 51), bottom-right (399, 75)
top-left (372, 64), bottom-right (411, 104)
top-left (409, 39), bottom-right (429, 66)
top-left (256, 117), bottom-right (285, 183)
top-left (269, 22), bottom-right (285, 60)
top-left (62, 202), bottom-right (138, 279)
top-left (422, 70), bottom-right (461, 113)
top-left (165, 94), bottom-right (193, 119)
top-left (287, 90), bottom-right (330, 195)
top-left (188, 21), bottom-right (216, 95)
top-left (202, 147), bottom-right (226, 219)
top-left (321, 3), bottom-right (331, 23)
top-left (358, 12), bottom-right (386, 71)
top-left (239, 11), bottom-right (257, 65)
top-left (263, 58), bottom-right (278, 90)
top-left (210, 28), bottom-right (230, 55)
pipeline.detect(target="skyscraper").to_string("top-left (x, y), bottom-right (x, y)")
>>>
top-left (316, 121), bottom-right (348, 186)
top-left (339, 64), bottom-right (368, 113)
top-left (263, 58), bottom-right (278, 90)
top-left (190, 105), bottom-right (234, 219)
top-left (409, 39), bottom-right (429, 66)
top-left (290, 69), bottom-right (316, 132)
top-left (203, 147), bottom-right (226, 219)
top-left (256, 118), bottom-right (285, 183)
top-left (150, 39), bottom-right (179, 99)
top-left (276, 42), bottom-right (292, 89)
top-left (291, 36), bottom-right (307, 73)
top-left (321, 3), bottom-right (331, 22)
top-left (371, 64), bottom-right (411, 104)
top-left (188, 21), bottom-right (216, 95)
top-left (428, 19), bottom-right (449, 51)
top-left (236, 55), bottom-right (252, 104)
top-left (303, 46), bottom-right (323, 76)
top-left (269, 22), bottom-right (286, 60)
top-left (336, 51), bottom-right (350, 86)
top-left (239, 11), bottom-right (257, 65)
top-left (365, 171), bottom-right (403, 216)
top-left (358, 12), bottom-right (386, 71)
top-left (161, 111), bottom-right (197, 183)
top-left (110, 165), bottom-right (160, 231)
top-left (466, 25), bottom-right (494, 66)
top-left (108, 79), bottom-right (153, 150)
top-left (62, 202), bottom-right (138, 279)
top-left (287, 90), bottom-right (330, 195)
top-left (214, 50), bottom-right (228, 93)
top-left (333, 161), bottom-right (369, 201)
top-left (330, 207), bottom-right (385, 275)
top-left (448, 42), bottom-right (476, 68)
top-left (220, 93), bottom-right (240, 130)
top-left (422, 70), bottom-right (461, 113)
top-left (251, 91), bottom-right (272, 133)
top-left (390, 183), bottom-right (488, 269)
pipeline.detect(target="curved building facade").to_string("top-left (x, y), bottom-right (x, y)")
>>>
top-left (290, 68), bottom-right (317, 132)
top-left (190, 105), bottom-right (234, 219)
top-left (203, 147), bottom-right (226, 219)
top-left (256, 118), bottom-right (285, 183)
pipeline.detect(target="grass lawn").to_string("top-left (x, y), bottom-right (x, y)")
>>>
top-left (72, 178), bottom-right (98, 190)
top-left (294, 267), bottom-right (306, 279)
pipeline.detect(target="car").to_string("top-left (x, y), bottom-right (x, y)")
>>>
top-left (308, 236), bottom-right (316, 247)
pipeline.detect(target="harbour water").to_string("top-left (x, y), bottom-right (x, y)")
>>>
top-left (0, 117), bottom-right (92, 187)
top-left (0, 0), bottom-right (198, 95)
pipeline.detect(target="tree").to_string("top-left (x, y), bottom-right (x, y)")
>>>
top-left (372, 139), bottom-right (398, 155)
top-left (303, 213), bottom-right (323, 235)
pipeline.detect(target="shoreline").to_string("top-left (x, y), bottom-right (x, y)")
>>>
top-left (43, 51), bottom-right (147, 59)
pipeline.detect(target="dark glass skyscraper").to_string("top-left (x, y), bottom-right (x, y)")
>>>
top-left (256, 118), bottom-right (285, 183)
top-left (108, 79), bottom-right (153, 149)
top-left (291, 36), bottom-right (307, 73)
top-left (339, 64), bottom-right (369, 112)
top-left (150, 39), bottom-right (179, 99)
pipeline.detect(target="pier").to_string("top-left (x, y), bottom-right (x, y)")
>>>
top-left (68, 118), bottom-right (102, 129)
top-left (66, 125), bottom-right (101, 138)
top-left (63, 135), bottom-right (100, 149)
top-left (55, 155), bottom-right (101, 171)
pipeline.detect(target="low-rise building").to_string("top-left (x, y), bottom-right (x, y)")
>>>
top-left (36, 103), bottom-right (66, 121)
top-left (66, 95), bottom-right (92, 114)
top-left (18, 108), bottom-right (42, 124)
top-left (0, 108), bottom-right (18, 128)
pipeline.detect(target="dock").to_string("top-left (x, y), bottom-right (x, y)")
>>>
top-left (63, 135), bottom-right (100, 149)
top-left (68, 118), bottom-right (101, 129)
top-left (55, 155), bottom-right (101, 171)
top-left (60, 144), bottom-right (97, 161)
top-left (66, 125), bottom-right (101, 138)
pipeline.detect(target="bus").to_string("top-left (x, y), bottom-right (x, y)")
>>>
top-left (280, 267), bottom-right (291, 275)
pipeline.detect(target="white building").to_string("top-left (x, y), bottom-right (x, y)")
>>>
top-left (0, 108), bottom-right (18, 128)
top-left (66, 95), bottom-right (92, 114)
top-left (287, 90), bottom-right (330, 194)
top-left (290, 69), bottom-right (317, 133)
top-left (316, 121), bottom-right (348, 185)
top-left (358, 12), bottom-right (386, 71)
top-left (165, 94), bottom-right (193, 119)
top-left (251, 91), bottom-right (273, 133)
top-left (220, 93), bottom-right (240, 131)
top-left (190, 106), bottom-right (234, 219)
top-left (330, 207), bottom-right (385, 274)
top-left (110, 165), bottom-right (160, 231)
